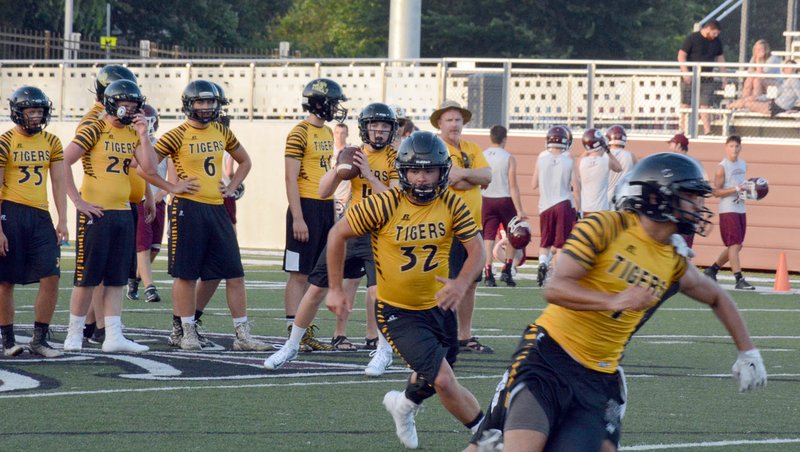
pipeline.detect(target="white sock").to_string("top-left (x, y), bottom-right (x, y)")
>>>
top-left (538, 254), bottom-right (549, 266)
top-left (377, 332), bottom-right (392, 352)
top-left (104, 316), bottom-right (122, 338)
top-left (233, 316), bottom-right (247, 327)
top-left (68, 314), bottom-right (86, 336)
top-left (287, 323), bottom-right (306, 348)
top-left (181, 316), bottom-right (195, 325)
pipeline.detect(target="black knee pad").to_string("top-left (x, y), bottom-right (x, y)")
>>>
top-left (405, 375), bottom-right (436, 405)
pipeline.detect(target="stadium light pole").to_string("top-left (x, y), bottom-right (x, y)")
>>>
top-left (64, 0), bottom-right (73, 60)
top-left (388, 0), bottom-right (421, 60)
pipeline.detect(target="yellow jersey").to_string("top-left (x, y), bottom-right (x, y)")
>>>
top-left (349, 144), bottom-right (398, 205)
top-left (155, 121), bottom-right (241, 205)
top-left (536, 211), bottom-right (688, 373)
top-left (345, 188), bottom-right (478, 310)
top-left (73, 118), bottom-right (139, 210)
top-left (0, 128), bottom-right (63, 210)
top-left (285, 121), bottom-right (334, 200)
top-left (77, 103), bottom-right (104, 132)
top-left (445, 139), bottom-right (489, 227)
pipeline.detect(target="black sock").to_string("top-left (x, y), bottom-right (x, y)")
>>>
top-left (195, 310), bottom-right (204, 322)
top-left (464, 411), bottom-right (485, 430)
top-left (84, 322), bottom-right (96, 338)
top-left (173, 315), bottom-right (181, 323)
top-left (1, 324), bottom-right (14, 346)
top-left (34, 321), bottom-right (49, 330)
top-left (710, 263), bottom-right (720, 272)
top-left (735, 272), bottom-right (743, 281)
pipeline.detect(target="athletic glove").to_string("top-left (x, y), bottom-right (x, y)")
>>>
top-left (731, 349), bottom-right (767, 392)
top-left (232, 183), bottom-right (245, 200)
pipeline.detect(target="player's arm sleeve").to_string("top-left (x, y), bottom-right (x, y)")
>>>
top-left (222, 125), bottom-right (241, 152)
top-left (562, 211), bottom-right (625, 269)
top-left (285, 125), bottom-right (307, 160)
top-left (154, 129), bottom-right (181, 160)
top-left (48, 134), bottom-right (64, 162)
top-left (387, 148), bottom-right (399, 181)
top-left (71, 122), bottom-right (101, 152)
top-left (345, 190), bottom-right (394, 236)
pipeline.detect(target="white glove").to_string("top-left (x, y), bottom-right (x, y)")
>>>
top-left (731, 349), bottom-right (767, 392)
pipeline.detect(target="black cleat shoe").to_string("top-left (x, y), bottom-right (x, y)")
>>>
top-left (500, 270), bottom-right (517, 287)
top-left (735, 278), bottom-right (755, 290)
top-left (144, 285), bottom-right (161, 303)
top-left (483, 268), bottom-right (497, 287)
top-left (126, 278), bottom-right (140, 300)
top-left (703, 267), bottom-right (717, 282)
top-left (537, 263), bottom-right (548, 287)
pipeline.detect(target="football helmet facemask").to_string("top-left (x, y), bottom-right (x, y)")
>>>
top-left (9, 86), bottom-right (52, 134)
top-left (395, 131), bottom-right (452, 203)
top-left (546, 125), bottom-right (571, 150)
top-left (302, 78), bottom-right (348, 122)
top-left (358, 103), bottom-right (398, 150)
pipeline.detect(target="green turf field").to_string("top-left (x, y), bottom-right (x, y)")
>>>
top-left (0, 248), bottom-right (798, 451)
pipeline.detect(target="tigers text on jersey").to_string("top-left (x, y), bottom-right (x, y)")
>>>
top-left (536, 211), bottom-right (688, 373)
top-left (0, 128), bottom-right (64, 210)
top-left (348, 144), bottom-right (398, 205)
top-left (155, 121), bottom-right (240, 205)
top-left (73, 118), bottom-right (139, 210)
top-left (285, 121), bottom-right (334, 200)
top-left (445, 139), bottom-right (490, 226)
top-left (345, 188), bottom-right (479, 310)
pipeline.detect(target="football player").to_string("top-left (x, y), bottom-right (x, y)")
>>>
top-left (467, 152), bottom-right (766, 452)
top-left (574, 128), bottom-right (622, 216)
top-left (281, 78), bottom-right (348, 351)
top-left (0, 86), bottom-right (67, 357)
top-left (605, 124), bottom-right (638, 205)
top-left (62, 80), bottom-right (194, 353)
top-left (531, 125), bottom-right (579, 287)
top-left (154, 80), bottom-right (270, 351)
top-left (430, 100), bottom-right (493, 354)
top-left (704, 135), bottom-right (756, 290)
top-left (326, 131), bottom-right (486, 449)
top-left (265, 102), bottom-right (400, 374)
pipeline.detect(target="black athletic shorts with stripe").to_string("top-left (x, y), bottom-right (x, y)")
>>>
top-left (307, 233), bottom-right (376, 288)
top-left (168, 197), bottom-right (244, 280)
top-left (0, 201), bottom-right (60, 284)
top-left (376, 300), bottom-right (459, 382)
top-left (74, 209), bottom-right (134, 287)
top-left (283, 198), bottom-right (335, 275)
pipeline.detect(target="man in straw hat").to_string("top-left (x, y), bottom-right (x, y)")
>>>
top-left (430, 100), bottom-right (494, 354)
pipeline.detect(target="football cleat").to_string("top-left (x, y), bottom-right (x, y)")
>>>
top-left (483, 268), bottom-right (497, 287)
top-left (499, 269), bottom-right (516, 287)
top-left (536, 262), bottom-right (548, 287)
top-left (194, 319), bottom-right (214, 348)
top-left (63, 332), bottom-right (84, 352)
top-left (299, 324), bottom-right (333, 352)
top-left (179, 323), bottom-right (202, 350)
top-left (263, 344), bottom-right (299, 370)
top-left (365, 346), bottom-right (393, 377)
top-left (102, 335), bottom-right (149, 353)
top-left (168, 319), bottom-right (183, 347)
top-left (144, 285), bottom-right (161, 303)
top-left (383, 390), bottom-right (421, 449)
top-left (2, 344), bottom-right (24, 357)
top-left (703, 266), bottom-right (718, 282)
top-left (735, 278), bottom-right (755, 291)
top-left (29, 326), bottom-right (63, 358)
top-left (126, 278), bottom-right (140, 301)
top-left (233, 321), bottom-right (275, 351)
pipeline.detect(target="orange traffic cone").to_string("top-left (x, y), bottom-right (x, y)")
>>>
top-left (773, 252), bottom-right (791, 293)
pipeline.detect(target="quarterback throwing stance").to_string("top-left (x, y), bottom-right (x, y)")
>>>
top-left (326, 132), bottom-right (485, 449)
top-left (468, 153), bottom-right (766, 451)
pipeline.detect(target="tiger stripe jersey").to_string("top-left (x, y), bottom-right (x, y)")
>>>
top-left (445, 139), bottom-right (490, 227)
top-left (0, 128), bottom-right (64, 210)
top-left (348, 144), bottom-right (398, 205)
top-left (76, 102), bottom-right (105, 132)
top-left (535, 210), bottom-right (688, 373)
top-left (345, 187), bottom-right (479, 310)
top-left (72, 118), bottom-right (139, 210)
top-left (285, 121), bottom-right (334, 200)
top-left (155, 121), bottom-right (240, 205)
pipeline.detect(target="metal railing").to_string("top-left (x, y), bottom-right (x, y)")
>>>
top-left (0, 58), bottom-right (798, 140)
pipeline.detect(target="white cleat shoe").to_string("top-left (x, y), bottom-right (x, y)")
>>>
top-left (263, 344), bottom-right (299, 370)
top-left (102, 335), bottom-right (149, 353)
top-left (365, 347), bottom-right (393, 377)
top-left (233, 321), bottom-right (275, 351)
top-left (180, 323), bottom-right (202, 351)
top-left (383, 390), bottom-right (420, 449)
top-left (2, 344), bottom-right (25, 357)
top-left (63, 332), bottom-right (84, 352)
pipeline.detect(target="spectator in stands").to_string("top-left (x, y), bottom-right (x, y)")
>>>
top-left (668, 132), bottom-right (690, 154)
top-left (678, 20), bottom-right (725, 135)
top-left (740, 39), bottom-right (782, 99)
top-left (728, 60), bottom-right (800, 116)
top-left (480, 125), bottom-right (527, 287)
top-left (704, 135), bottom-right (755, 290)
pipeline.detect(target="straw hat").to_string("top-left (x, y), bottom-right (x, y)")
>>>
top-left (429, 100), bottom-right (472, 129)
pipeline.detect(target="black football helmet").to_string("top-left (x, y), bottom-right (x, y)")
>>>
top-left (606, 125), bottom-right (627, 147)
top-left (358, 103), bottom-right (398, 150)
top-left (212, 82), bottom-right (231, 107)
top-left (9, 86), bottom-right (52, 134)
top-left (95, 65), bottom-right (137, 102)
top-left (182, 80), bottom-right (221, 123)
top-left (395, 131), bottom-right (452, 203)
top-left (619, 152), bottom-right (713, 236)
top-left (582, 128), bottom-right (608, 153)
top-left (103, 79), bottom-right (145, 125)
top-left (546, 125), bottom-right (571, 150)
top-left (302, 78), bottom-right (348, 122)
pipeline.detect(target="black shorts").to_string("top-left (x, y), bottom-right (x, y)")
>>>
top-left (283, 198), bottom-right (335, 275)
top-left (470, 324), bottom-right (623, 449)
top-left (0, 201), bottom-right (60, 284)
top-left (168, 197), bottom-right (244, 280)
top-left (308, 233), bottom-right (376, 288)
top-left (681, 79), bottom-right (719, 106)
top-left (129, 203), bottom-right (138, 279)
top-left (448, 236), bottom-right (482, 282)
top-left (376, 301), bottom-right (458, 382)
top-left (74, 209), bottom-right (134, 287)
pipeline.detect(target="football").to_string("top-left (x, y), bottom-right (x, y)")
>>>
top-left (747, 177), bottom-right (769, 200)
top-left (335, 146), bottom-right (361, 180)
